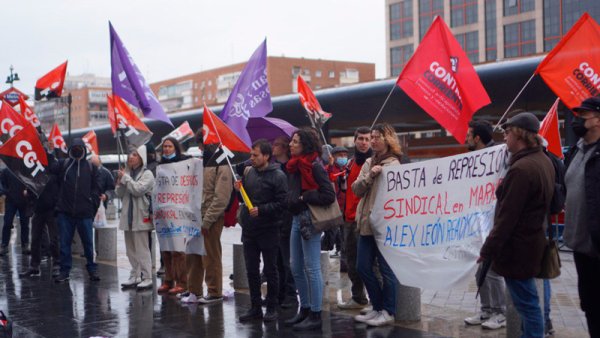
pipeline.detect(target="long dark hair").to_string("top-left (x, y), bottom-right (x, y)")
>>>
top-left (161, 137), bottom-right (184, 160)
top-left (292, 127), bottom-right (322, 156)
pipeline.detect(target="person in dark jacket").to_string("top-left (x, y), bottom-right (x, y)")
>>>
top-left (50, 138), bottom-right (101, 283)
top-left (563, 96), bottom-right (600, 338)
top-left (284, 128), bottom-right (335, 331)
top-left (0, 168), bottom-right (33, 256)
top-left (91, 155), bottom-right (115, 209)
top-left (479, 112), bottom-right (554, 338)
top-left (19, 171), bottom-right (60, 277)
top-left (237, 139), bottom-right (288, 323)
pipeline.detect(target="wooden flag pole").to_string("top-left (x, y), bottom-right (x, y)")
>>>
top-left (493, 73), bottom-right (537, 131)
top-left (370, 83), bottom-right (396, 129)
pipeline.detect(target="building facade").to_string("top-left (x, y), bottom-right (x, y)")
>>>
top-left (150, 56), bottom-right (376, 113)
top-left (385, 0), bottom-right (600, 77)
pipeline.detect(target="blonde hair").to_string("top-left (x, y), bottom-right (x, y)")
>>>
top-left (372, 123), bottom-right (403, 157)
top-left (511, 127), bottom-right (543, 148)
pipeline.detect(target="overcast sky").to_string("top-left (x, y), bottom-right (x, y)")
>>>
top-left (1, 0), bottom-right (385, 96)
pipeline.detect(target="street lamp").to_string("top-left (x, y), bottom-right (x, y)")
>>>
top-left (5, 65), bottom-right (20, 87)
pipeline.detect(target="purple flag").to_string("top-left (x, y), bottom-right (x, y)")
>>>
top-left (109, 22), bottom-right (173, 126)
top-left (220, 39), bottom-right (272, 146)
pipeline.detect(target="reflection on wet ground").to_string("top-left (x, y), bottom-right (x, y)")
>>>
top-left (0, 246), bottom-right (445, 338)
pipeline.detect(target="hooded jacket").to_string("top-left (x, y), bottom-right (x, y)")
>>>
top-left (116, 145), bottom-right (154, 231)
top-left (50, 138), bottom-right (100, 219)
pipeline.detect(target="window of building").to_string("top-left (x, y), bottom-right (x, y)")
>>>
top-left (390, 1), bottom-right (413, 40)
top-left (292, 66), bottom-right (301, 76)
top-left (450, 0), bottom-right (478, 27)
top-left (543, 0), bottom-right (600, 52)
top-left (303, 69), bottom-right (311, 76)
top-left (504, 20), bottom-right (536, 58)
top-left (315, 70), bottom-right (322, 78)
top-left (503, 0), bottom-right (535, 16)
top-left (390, 44), bottom-right (414, 77)
top-left (456, 31), bottom-right (479, 64)
top-left (329, 71), bottom-right (335, 78)
top-left (485, 0), bottom-right (497, 61)
top-left (419, 0), bottom-right (444, 40)
top-left (208, 80), bottom-right (212, 86)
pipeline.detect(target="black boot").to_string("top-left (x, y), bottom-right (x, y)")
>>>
top-left (293, 311), bottom-right (322, 331)
top-left (284, 307), bottom-right (310, 326)
top-left (239, 306), bottom-right (263, 322)
top-left (263, 306), bottom-right (278, 322)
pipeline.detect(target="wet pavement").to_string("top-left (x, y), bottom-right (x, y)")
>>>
top-left (0, 221), bottom-right (591, 337)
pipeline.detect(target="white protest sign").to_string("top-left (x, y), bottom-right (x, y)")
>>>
top-left (153, 158), bottom-right (205, 255)
top-left (370, 144), bottom-right (509, 290)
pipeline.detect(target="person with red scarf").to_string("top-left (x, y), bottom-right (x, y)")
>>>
top-left (283, 128), bottom-right (335, 331)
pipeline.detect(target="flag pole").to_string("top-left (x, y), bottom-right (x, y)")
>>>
top-left (303, 109), bottom-right (331, 158)
top-left (370, 84), bottom-right (396, 129)
top-left (493, 73), bottom-right (536, 131)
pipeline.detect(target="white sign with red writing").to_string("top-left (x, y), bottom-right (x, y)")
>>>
top-left (369, 144), bottom-right (509, 290)
top-left (153, 158), bottom-right (205, 255)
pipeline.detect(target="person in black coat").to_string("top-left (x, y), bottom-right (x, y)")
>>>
top-left (91, 155), bottom-right (116, 209)
top-left (0, 168), bottom-right (33, 255)
top-left (236, 139), bottom-right (288, 323)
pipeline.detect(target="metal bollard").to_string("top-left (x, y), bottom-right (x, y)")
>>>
top-left (395, 281), bottom-right (421, 321)
top-left (233, 243), bottom-right (248, 289)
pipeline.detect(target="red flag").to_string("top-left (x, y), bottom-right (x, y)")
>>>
top-left (0, 88), bottom-right (29, 107)
top-left (163, 121), bottom-right (194, 145)
top-left (18, 96), bottom-right (41, 128)
top-left (107, 94), bottom-right (152, 149)
top-left (0, 123), bottom-right (49, 196)
top-left (48, 123), bottom-right (67, 154)
top-left (539, 98), bottom-right (564, 159)
top-left (0, 100), bottom-right (30, 144)
top-left (35, 61), bottom-right (68, 101)
top-left (535, 13), bottom-right (600, 109)
top-left (396, 16), bottom-right (490, 144)
top-left (297, 75), bottom-right (331, 126)
top-left (202, 104), bottom-right (250, 166)
top-left (83, 130), bottom-right (99, 157)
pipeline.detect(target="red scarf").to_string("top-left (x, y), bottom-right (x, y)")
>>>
top-left (286, 152), bottom-right (319, 190)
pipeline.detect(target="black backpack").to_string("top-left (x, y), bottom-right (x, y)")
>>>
top-left (545, 150), bottom-right (566, 215)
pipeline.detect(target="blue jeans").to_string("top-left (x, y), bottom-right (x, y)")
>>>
top-left (1, 200), bottom-right (30, 247)
top-left (505, 278), bottom-right (544, 338)
top-left (290, 211), bottom-right (323, 312)
top-left (57, 213), bottom-right (96, 275)
top-left (543, 279), bottom-right (551, 323)
top-left (357, 235), bottom-right (397, 315)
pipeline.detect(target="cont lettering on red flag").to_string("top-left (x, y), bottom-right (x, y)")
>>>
top-left (535, 13), bottom-right (600, 109)
top-left (0, 123), bottom-right (49, 196)
top-left (48, 123), bottom-right (68, 154)
top-left (539, 98), bottom-right (564, 159)
top-left (297, 75), bottom-right (331, 127)
top-left (203, 104), bottom-right (250, 167)
top-left (35, 61), bottom-right (68, 101)
top-left (396, 16), bottom-right (490, 144)
top-left (0, 100), bottom-right (30, 144)
top-left (83, 131), bottom-right (99, 158)
top-left (107, 94), bottom-right (153, 149)
top-left (18, 96), bottom-right (41, 128)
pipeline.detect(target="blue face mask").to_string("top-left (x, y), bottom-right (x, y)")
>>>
top-left (336, 157), bottom-right (348, 167)
top-left (163, 153), bottom-right (176, 160)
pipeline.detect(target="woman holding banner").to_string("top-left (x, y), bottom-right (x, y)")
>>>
top-left (116, 145), bottom-right (155, 290)
top-left (284, 128), bottom-right (335, 331)
top-left (157, 137), bottom-right (190, 294)
top-left (352, 123), bottom-right (401, 327)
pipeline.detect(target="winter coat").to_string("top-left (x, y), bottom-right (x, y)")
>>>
top-left (480, 146), bottom-right (555, 279)
top-left (116, 148), bottom-right (154, 232)
top-left (202, 165), bottom-right (233, 230)
top-left (239, 163), bottom-right (288, 236)
top-left (286, 161), bottom-right (336, 216)
top-left (0, 168), bottom-right (33, 211)
top-left (353, 157), bottom-right (400, 236)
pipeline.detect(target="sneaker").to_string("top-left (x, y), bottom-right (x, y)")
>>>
top-left (338, 299), bottom-right (367, 310)
top-left (360, 305), bottom-right (373, 315)
top-left (198, 295), bottom-right (223, 304)
top-left (464, 311), bottom-right (491, 325)
top-left (52, 266), bottom-right (61, 278)
top-left (121, 277), bottom-right (141, 288)
top-left (354, 309), bottom-right (379, 323)
top-left (365, 310), bottom-right (394, 327)
top-left (54, 273), bottom-right (70, 283)
top-left (482, 313), bottom-right (506, 330)
top-left (89, 272), bottom-right (101, 282)
top-left (0, 246), bottom-right (8, 256)
top-left (177, 291), bottom-right (191, 299)
top-left (137, 279), bottom-right (153, 290)
top-left (168, 286), bottom-right (186, 295)
top-left (330, 251), bottom-right (340, 258)
top-left (19, 269), bottom-right (41, 277)
top-left (181, 293), bottom-right (201, 303)
top-left (545, 318), bottom-right (555, 336)
top-left (156, 266), bottom-right (165, 276)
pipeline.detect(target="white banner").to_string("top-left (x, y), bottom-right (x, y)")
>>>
top-left (370, 144), bottom-right (509, 290)
top-left (153, 158), bottom-right (205, 255)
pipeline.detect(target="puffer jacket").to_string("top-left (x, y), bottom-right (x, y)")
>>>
top-left (202, 165), bottom-right (233, 230)
top-left (116, 146), bottom-right (154, 231)
top-left (352, 157), bottom-right (400, 236)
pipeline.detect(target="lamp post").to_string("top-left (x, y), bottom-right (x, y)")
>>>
top-left (5, 65), bottom-right (20, 88)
